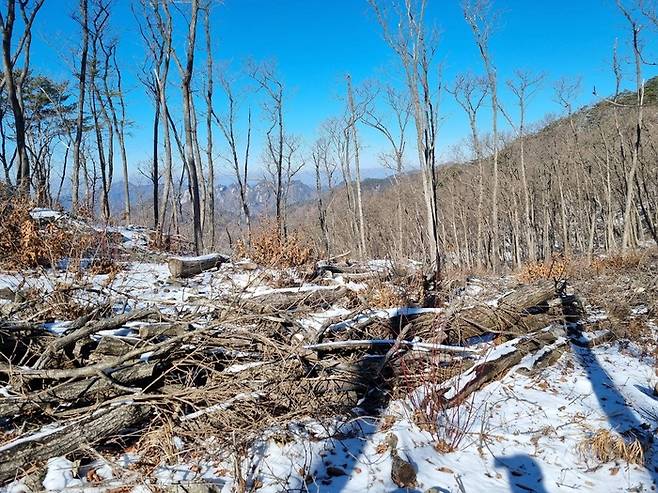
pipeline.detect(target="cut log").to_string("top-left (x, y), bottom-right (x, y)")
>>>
top-left (34, 308), bottom-right (157, 369)
top-left (445, 326), bottom-right (566, 408)
top-left (391, 280), bottom-right (558, 344)
top-left (138, 322), bottom-right (188, 338)
top-left (242, 286), bottom-right (350, 312)
top-left (304, 339), bottom-right (476, 355)
top-left (168, 253), bottom-right (229, 278)
top-left (0, 404), bottom-right (150, 484)
top-left (0, 363), bottom-right (157, 419)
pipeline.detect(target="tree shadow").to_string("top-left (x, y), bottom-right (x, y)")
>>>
top-left (561, 293), bottom-right (658, 488)
top-left (306, 310), bottom-right (425, 492)
top-left (494, 454), bottom-right (549, 493)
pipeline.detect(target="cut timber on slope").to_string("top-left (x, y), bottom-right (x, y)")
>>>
top-left (0, 404), bottom-right (150, 483)
top-left (168, 253), bottom-right (229, 278)
top-left (396, 279), bottom-right (558, 343)
top-left (445, 325), bottom-right (571, 408)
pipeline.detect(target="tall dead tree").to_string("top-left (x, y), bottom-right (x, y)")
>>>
top-left (464, 0), bottom-right (501, 270)
top-left (104, 41), bottom-right (131, 222)
top-left (214, 72), bottom-right (252, 240)
top-left (203, 6), bottom-right (215, 247)
top-left (168, 0), bottom-right (204, 253)
top-left (362, 85), bottom-right (412, 258)
top-left (249, 62), bottom-right (286, 237)
top-left (500, 70), bottom-right (544, 262)
top-left (369, 0), bottom-right (444, 291)
top-left (72, 0), bottom-right (89, 210)
top-left (88, 0), bottom-right (112, 222)
top-left (617, 0), bottom-right (645, 250)
top-left (137, 0), bottom-right (175, 233)
top-left (346, 74), bottom-right (366, 258)
top-left (447, 73), bottom-right (488, 267)
top-left (312, 137), bottom-right (331, 254)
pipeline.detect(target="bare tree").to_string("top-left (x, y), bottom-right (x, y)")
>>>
top-left (369, 0), bottom-right (444, 290)
top-left (616, 0), bottom-right (645, 250)
top-left (464, 0), bottom-right (501, 270)
top-left (168, 0), bottom-right (204, 253)
top-left (447, 72), bottom-right (488, 266)
top-left (311, 137), bottom-right (331, 254)
top-left (203, 5), bottom-right (216, 246)
top-left (249, 61), bottom-right (286, 236)
top-left (72, 0), bottom-right (89, 210)
top-left (362, 84), bottom-right (411, 258)
top-left (346, 74), bottom-right (367, 257)
top-left (88, 0), bottom-right (112, 221)
top-left (214, 71), bottom-right (252, 240)
top-left (0, 0), bottom-right (44, 194)
top-left (102, 39), bottom-right (131, 222)
top-left (500, 70), bottom-right (544, 261)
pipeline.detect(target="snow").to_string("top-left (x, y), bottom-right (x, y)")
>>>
top-left (232, 338), bottom-right (658, 493)
top-left (29, 208), bottom-right (63, 220)
top-left (1, 250), bottom-right (656, 493)
top-left (43, 458), bottom-right (82, 491)
top-left (0, 424), bottom-right (66, 453)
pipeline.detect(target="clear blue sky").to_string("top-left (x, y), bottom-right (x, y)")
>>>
top-left (27, 0), bottom-right (658, 182)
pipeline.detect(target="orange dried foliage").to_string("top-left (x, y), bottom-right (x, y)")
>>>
top-left (517, 255), bottom-right (572, 282)
top-left (236, 224), bottom-right (315, 268)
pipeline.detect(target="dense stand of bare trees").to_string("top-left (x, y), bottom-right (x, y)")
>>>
top-left (292, 0), bottom-right (658, 273)
top-left (0, 0), bottom-right (656, 276)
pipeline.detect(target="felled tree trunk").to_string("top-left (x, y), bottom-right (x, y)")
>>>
top-left (0, 404), bottom-right (150, 483)
top-left (446, 326), bottom-right (566, 408)
top-left (392, 280), bottom-right (558, 343)
top-left (168, 253), bottom-right (229, 278)
top-left (241, 286), bottom-right (350, 312)
top-left (0, 363), bottom-right (157, 419)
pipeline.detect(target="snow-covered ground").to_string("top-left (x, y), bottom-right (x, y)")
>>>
top-left (1, 219), bottom-right (656, 492)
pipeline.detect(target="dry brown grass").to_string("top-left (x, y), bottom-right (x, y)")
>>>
top-left (517, 250), bottom-right (653, 284)
top-left (578, 429), bottom-right (645, 465)
top-left (589, 251), bottom-right (647, 274)
top-left (0, 195), bottom-right (124, 277)
top-left (236, 225), bottom-right (315, 268)
top-left (361, 283), bottom-right (405, 308)
top-left (517, 255), bottom-right (573, 282)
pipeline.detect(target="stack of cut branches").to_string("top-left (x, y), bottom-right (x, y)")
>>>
top-left (0, 270), bottom-right (588, 487)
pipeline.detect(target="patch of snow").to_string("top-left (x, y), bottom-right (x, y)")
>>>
top-left (43, 457), bottom-right (82, 491)
top-left (30, 208), bottom-right (62, 220)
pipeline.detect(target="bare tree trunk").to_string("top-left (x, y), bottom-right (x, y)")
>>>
top-left (346, 74), bottom-right (366, 257)
top-left (169, 0), bottom-right (203, 253)
top-left (204, 7), bottom-right (215, 247)
top-left (464, 1), bottom-right (500, 270)
top-left (0, 0), bottom-right (31, 194)
top-left (617, 2), bottom-right (644, 250)
top-left (72, 0), bottom-right (89, 210)
top-left (152, 88), bottom-right (160, 230)
top-left (107, 43), bottom-right (131, 222)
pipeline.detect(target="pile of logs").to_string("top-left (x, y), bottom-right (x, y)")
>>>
top-left (0, 257), bottom-right (596, 487)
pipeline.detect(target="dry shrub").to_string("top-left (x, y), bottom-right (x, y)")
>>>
top-left (362, 267), bottom-right (425, 309)
top-left (261, 270), bottom-right (301, 289)
top-left (0, 195), bottom-right (123, 276)
top-left (0, 196), bottom-right (72, 269)
top-left (517, 255), bottom-right (572, 282)
top-left (236, 225), bottom-right (315, 268)
top-left (578, 429), bottom-right (645, 465)
top-left (398, 349), bottom-right (476, 453)
top-left (590, 251), bottom-right (646, 274)
top-left (148, 231), bottom-right (190, 254)
top-left (362, 283), bottom-right (404, 308)
top-left (518, 251), bottom-right (650, 284)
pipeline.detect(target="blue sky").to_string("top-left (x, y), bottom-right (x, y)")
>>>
top-left (27, 0), bottom-right (658, 182)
